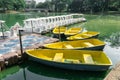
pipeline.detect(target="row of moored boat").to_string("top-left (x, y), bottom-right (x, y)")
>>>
top-left (26, 26), bottom-right (112, 71)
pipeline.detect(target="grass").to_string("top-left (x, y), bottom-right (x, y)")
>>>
top-left (84, 14), bottom-right (120, 40)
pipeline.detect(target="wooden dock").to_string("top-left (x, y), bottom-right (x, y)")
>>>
top-left (104, 62), bottom-right (120, 80)
top-left (0, 34), bottom-right (59, 71)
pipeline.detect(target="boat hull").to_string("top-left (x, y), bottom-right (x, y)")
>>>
top-left (28, 54), bottom-right (110, 71)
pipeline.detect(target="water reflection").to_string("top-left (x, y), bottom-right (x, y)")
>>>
top-left (2, 61), bottom-right (108, 80)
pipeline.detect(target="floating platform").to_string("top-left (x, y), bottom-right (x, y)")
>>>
top-left (0, 34), bottom-right (59, 71)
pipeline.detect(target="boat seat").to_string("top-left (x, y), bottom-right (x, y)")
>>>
top-left (64, 59), bottom-right (80, 64)
top-left (83, 54), bottom-right (94, 64)
top-left (64, 44), bottom-right (73, 49)
top-left (53, 53), bottom-right (63, 62)
top-left (72, 60), bottom-right (80, 64)
top-left (84, 42), bottom-right (94, 47)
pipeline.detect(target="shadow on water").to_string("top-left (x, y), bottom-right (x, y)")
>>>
top-left (16, 61), bottom-right (109, 80)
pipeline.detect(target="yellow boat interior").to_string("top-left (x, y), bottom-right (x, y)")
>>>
top-left (44, 39), bottom-right (105, 49)
top-left (67, 31), bottom-right (99, 40)
top-left (64, 27), bottom-right (82, 35)
top-left (26, 49), bottom-right (112, 65)
top-left (53, 26), bottom-right (67, 34)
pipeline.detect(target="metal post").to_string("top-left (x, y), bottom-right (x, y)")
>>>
top-left (58, 26), bottom-right (61, 41)
top-left (19, 30), bottom-right (27, 80)
top-left (19, 30), bottom-right (24, 57)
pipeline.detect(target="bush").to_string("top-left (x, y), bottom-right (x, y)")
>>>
top-left (106, 32), bottom-right (120, 47)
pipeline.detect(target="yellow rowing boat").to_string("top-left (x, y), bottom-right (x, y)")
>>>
top-left (53, 26), bottom-right (67, 34)
top-left (67, 31), bottom-right (100, 40)
top-left (26, 49), bottom-right (112, 71)
top-left (64, 27), bottom-right (82, 36)
top-left (43, 39), bottom-right (105, 50)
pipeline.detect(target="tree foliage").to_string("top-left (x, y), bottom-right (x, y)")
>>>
top-left (12, 0), bottom-right (25, 10)
top-left (36, 0), bottom-right (120, 13)
top-left (36, 0), bottom-right (73, 12)
top-left (68, 0), bottom-right (109, 13)
top-left (0, 0), bottom-right (25, 12)
top-left (109, 0), bottom-right (120, 11)
top-left (25, 0), bottom-right (36, 9)
top-left (36, 1), bottom-right (51, 10)
top-left (0, 0), bottom-right (119, 13)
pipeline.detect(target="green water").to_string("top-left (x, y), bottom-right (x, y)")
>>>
top-left (84, 14), bottom-right (120, 39)
top-left (0, 13), bottom-right (120, 80)
top-left (0, 12), bottom-right (69, 27)
top-left (0, 61), bottom-right (109, 80)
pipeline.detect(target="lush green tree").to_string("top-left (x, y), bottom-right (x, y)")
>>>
top-left (0, 0), bottom-right (11, 12)
top-left (55, 0), bottom-right (66, 12)
top-left (51, 0), bottom-right (73, 12)
top-left (25, 0), bottom-right (36, 9)
top-left (0, 0), bottom-right (25, 12)
top-left (36, 1), bottom-right (51, 10)
top-left (109, 0), bottom-right (120, 11)
top-left (35, 0), bottom-right (120, 13)
top-left (68, 0), bottom-right (81, 12)
top-left (69, 0), bottom-right (109, 13)
top-left (36, 2), bottom-right (48, 8)
top-left (12, 0), bottom-right (25, 10)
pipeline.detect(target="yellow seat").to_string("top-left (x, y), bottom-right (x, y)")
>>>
top-left (64, 44), bottom-right (73, 49)
top-left (84, 42), bottom-right (94, 47)
top-left (53, 53), bottom-right (63, 62)
top-left (75, 36), bottom-right (83, 39)
top-left (83, 34), bottom-right (92, 36)
top-left (65, 59), bottom-right (80, 64)
top-left (83, 54), bottom-right (94, 64)
top-left (72, 60), bottom-right (80, 64)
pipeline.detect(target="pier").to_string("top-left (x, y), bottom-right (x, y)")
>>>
top-left (104, 62), bottom-right (120, 80)
top-left (0, 33), bottom-right (59, 71)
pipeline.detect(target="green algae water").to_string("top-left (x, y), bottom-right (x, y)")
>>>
top-left (0, 13), bottom-right (120, 80)
top-left (0, 61), bottom-right (110, 80)
top-left (0, 12), bottom-right (69, 27)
